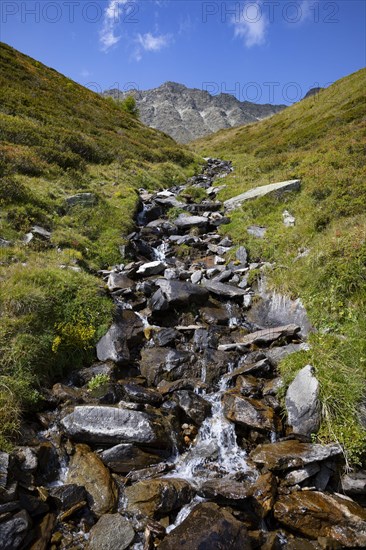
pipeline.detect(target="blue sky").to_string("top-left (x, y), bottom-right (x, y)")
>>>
top-left (1, 0), bottom-right (365, 104)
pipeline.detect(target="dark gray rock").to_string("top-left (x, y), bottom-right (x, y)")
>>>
top-left (139, 347), bottom-right (195, 386)
top-left (285, 365), bottom-right (321, 436)
top-left (61, 406), bottom-right (171, 448)
top-left (223, 390), bottom-right (276, 432)
top-left (49, 484), bottom-right (87, 510)
top-left (202, 279), bottom-right (247, 298)
top-left (88, 514), bottom-right (135, 550)
top-left (96, 311), bottom-right (145, 365)
top-left (0, 510), bottom-right (31, 550)
top-left (107, 272), bottom-right (135, 292)
top-left (173, 391), bottom-right (211, 425)
top-left (150, 279), bottom-right (208, 312)
top-left (100, 444), bottom-right (163, 474)
top-left (137, 261), bottom-right (166, 276)
top-left (174, 214), bottom-right (208, 229)
top-left (235, 246), bottom-right (248, 265)
top-left (123, 383), bottom-right (163, 406)
top-left (154, 328), bottom-right (180, 347)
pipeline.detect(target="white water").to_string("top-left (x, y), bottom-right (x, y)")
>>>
top-left (153, 240), bottom-right (169, 261)
top-left (166, 496), bottom-right (205, 534)
top-left (168, 363), bottom-right (249, 481)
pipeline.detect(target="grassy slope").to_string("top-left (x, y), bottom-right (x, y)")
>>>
top-left (0, 43), bottom-right (200, 449)
top-left (192, 68), bottom-right (366, 464)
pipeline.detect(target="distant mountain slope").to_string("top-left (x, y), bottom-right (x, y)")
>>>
top-left (103, 81), bottom-right (286, 143)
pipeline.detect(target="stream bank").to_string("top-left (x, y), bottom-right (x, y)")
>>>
top-left (1, 159), bottom-right (366, 549)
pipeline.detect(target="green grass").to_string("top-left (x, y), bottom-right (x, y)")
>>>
top-left (192, 68), bottom-right (366, 465)
top-left (0, 42), bottom-right (201, 448)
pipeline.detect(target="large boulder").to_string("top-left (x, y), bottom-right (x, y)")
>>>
top-left (61, 406), bottom-right (171, 448)
top-left (149, 279), bottom-right (208, 312)
top-left (174, 214), bottom-right (208, 229)
top-left (285, 365), bottom-right (321, 436)
top-left (66, 444), bottom-right (117, 516)
top-left (224, 180), bottom-right (301, 211)
top-left (96, 310), bottom-right (145, 365)
top-left (274, 491), bottom-right (366, 547)
top-left (88, 514), bottom-right (135, 550)
top-left (124, 478), bottom-right (194, 518)
top-left (159, 502), bottom-right (251, 549)
top-left (250, 440), bottom-right (342, 471)
top-left (223, 390), bottom-right (277, 432)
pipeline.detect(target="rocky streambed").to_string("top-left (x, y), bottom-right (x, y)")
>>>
top-left (1, 159), bottom-right (366, 549)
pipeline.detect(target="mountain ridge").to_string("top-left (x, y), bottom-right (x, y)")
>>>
top-left (103, 81), bottom-right (286, 143)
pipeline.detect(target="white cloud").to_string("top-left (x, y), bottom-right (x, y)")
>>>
top-left (232, 1), bottom-right (268, 48)
top-left (80, 69), bottom-right (91, 78)
top-left (137, 32), bottom-right (170, 52)
top-left (133, 32), bottom-right (171, 60)
top-left (100, 0), bottom-right (129, 52)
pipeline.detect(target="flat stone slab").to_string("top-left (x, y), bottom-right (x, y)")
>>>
top-left (218, 324), bottom-right (300, 351)
top-left (250, 440), bottom-right (342, 471)
top-left (224, 180), bottom-right (301, 211)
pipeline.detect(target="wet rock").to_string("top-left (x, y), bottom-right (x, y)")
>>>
top-left (0, 509), bottom-right (32, 550)
top-left (236, 375), bottom-right (262, 397)
top-left (157, 378), bottom-right (199, 395)
top-left (218, 324), bottom-right (301, 351)
top-left (235, 357), bottom-right (272, 377)
top-left (223, 390), bottom-right (277, 432)
top-left (172, 391), bottom-right (211, 425)
top-left (66, 444), bottom-right (117, 516)
top-left (61, 406), bottom-right (171, 448)
top-left (66, 193), bottom-right (96, 207)
top-left (263, 377), bottom-right (283, 396)
top-left (99, 444), bottom-right (163, 474)
top-left (150, 279), bottom-right (208, 311)
top-left (139, 347), bottom-right (196, 386)
top-left (174, 214), bottom-right (208, 229)
top-left (250, 472), bottom-right (277, 517)
top-left (250, 440), bottom-right (342, 471)
top-left (49, 484), bottom-right (87, 510)
top-left (285, 365), bottom-right (321, 436)
top-left (137, 203), bottom-right (163, 224)
top-left (124, 478), bottom-right (194, 518)
top-left (35, 443), bottom-right (60, 485)
top-left (193, 327), bottom-right (218, 351)
top-left (198, 478), bottom-right (251, 501)
top-left (274, 491), bottom-right (366, 547)
top-left (202, 279), bottom-right (247, 298)
top-left (107, 272), bottom-right (135, 292)
top-left (154, 328), bottom-right (180, 347)
top-left (159, 502), bottom-right (251, 550)
top-left (88, 514), bottom-right (135, 550)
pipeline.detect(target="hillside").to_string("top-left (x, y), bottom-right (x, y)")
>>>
top-left (192, 67), bottom-right (366, 462)
top-left (104, 81), bottom-right (286, 143)
top-left (0, 42), bottom-right (199, 448)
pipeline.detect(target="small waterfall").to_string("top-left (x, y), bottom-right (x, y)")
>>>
top-left (168, 364), bottom-right (248, 481)
top-left (153, 240), bottom-right (169, 261)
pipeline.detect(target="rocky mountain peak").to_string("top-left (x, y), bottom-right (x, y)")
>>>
top-left (103, 82), bottom-right (286, 143)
